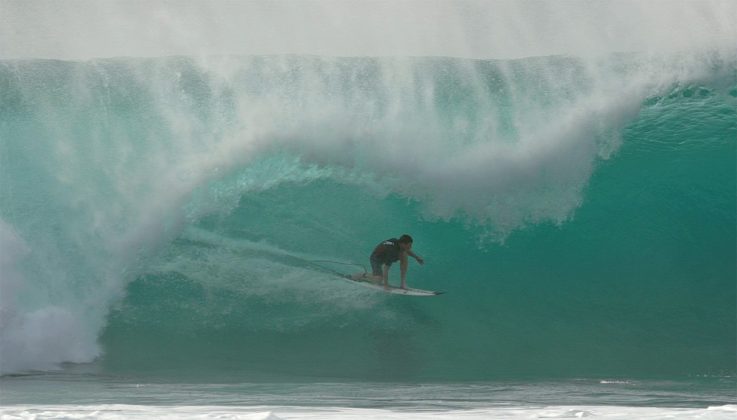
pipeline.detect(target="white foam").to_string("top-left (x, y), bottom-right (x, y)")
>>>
top-left (0, 220), bottom-right (100, 374)
top-left (2, 404), bottom-right (736, 419)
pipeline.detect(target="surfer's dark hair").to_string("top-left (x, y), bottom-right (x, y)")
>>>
top-left (398, 234), bottom-right (413, 244)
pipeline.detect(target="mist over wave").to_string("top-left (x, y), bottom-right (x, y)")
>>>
top-left (0, 1), bottom-right (735, 377)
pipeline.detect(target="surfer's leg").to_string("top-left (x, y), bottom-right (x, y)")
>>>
top-left (370, 257), bottom-right (383, 277)
top-left (382, 264), bottom-right (390, 289)
top-left (367, 274), bottom-right (382, 283)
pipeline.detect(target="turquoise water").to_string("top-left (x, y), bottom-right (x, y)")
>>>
top-left (0, 52), bottom-right (735, 390)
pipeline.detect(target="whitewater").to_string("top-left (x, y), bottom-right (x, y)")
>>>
top-left (1, 0), bottom-right (735, 418)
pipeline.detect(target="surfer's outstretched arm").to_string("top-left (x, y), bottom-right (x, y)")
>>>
top-left (407, 250), bottom-right (424, 265)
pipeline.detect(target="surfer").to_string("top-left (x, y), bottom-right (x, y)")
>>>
top-left (369, 234), bottom-right (424, 289)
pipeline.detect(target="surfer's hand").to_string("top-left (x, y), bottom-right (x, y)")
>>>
top-left (416, 256), bottom-right (424, 265)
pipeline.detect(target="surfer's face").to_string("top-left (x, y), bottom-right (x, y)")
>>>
top-left (400, 242), bottom-right (412, 251)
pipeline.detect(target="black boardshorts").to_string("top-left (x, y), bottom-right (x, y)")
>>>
top-left (370, 256), bottom-right (391, 276)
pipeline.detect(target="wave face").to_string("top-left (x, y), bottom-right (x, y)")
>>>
top-left (1, 51), bottom-right (735, 379)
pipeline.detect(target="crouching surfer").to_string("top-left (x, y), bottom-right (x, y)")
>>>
top-left (365, 234), bottom-right (424, 289)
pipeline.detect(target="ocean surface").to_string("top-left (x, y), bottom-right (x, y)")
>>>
top-left (1, 1), bottom-right (736, 418)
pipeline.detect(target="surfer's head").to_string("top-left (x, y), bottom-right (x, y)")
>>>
top-left (398, 234), bottom-right (413, 250)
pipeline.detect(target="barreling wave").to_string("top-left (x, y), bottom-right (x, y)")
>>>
top-left (1, 51), bottom-right (735, 379)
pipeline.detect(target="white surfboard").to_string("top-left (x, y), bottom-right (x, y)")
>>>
top-left (342, 273), bottom-right (444, 296)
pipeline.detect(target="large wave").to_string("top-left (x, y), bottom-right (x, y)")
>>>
top-left (1, 1), bottom-right (735, 378)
